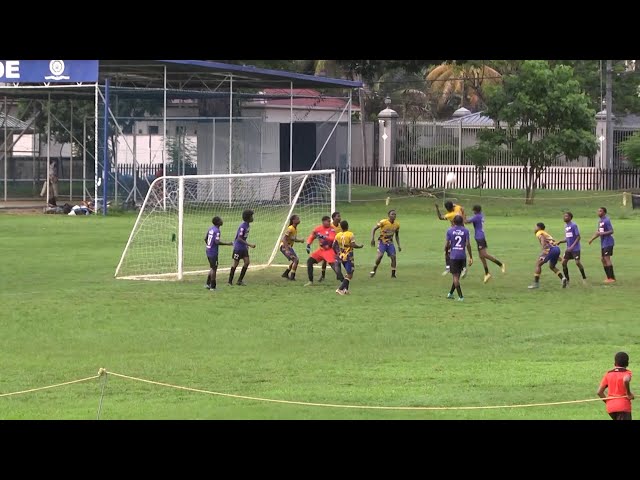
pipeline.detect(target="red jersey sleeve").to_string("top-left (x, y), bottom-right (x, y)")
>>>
top-left (307, 226), bottom-right (321, 245)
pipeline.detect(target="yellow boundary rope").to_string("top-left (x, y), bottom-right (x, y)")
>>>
top-left (0, 368), bottom-right (627, 411)
top-left (104, 370), bottom-right (622, 411)
top-left (0, 374), bottom-right (100, 398)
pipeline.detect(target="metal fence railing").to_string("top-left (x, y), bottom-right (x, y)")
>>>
top-left (345, 165), bottom-right (640, 191)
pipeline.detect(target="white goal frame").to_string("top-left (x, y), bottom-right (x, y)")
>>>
top-left (114, 169), bottom-right (336, 281)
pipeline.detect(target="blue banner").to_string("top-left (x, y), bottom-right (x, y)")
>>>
top-left (0, 60), bottom-right (99, 83)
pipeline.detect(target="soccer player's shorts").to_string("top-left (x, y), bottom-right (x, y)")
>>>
top-left (564, 250), bottom-right (580, 261)
top-left (280, 245), bottom-right (298, 261)
top-left (476, 238), bottom-right (488, 251)
top-left (449, 258), bottom-right (466, 275)
top-left (542, 246), bottom-right (561, 268)
top-left (207, 255), bottom-right (219, 268)
top-left (342, 260), bottom-right (354, 275)
top-left (609, 411), bottom-right (632, 420)
top-left (377, 241), bottom-right (396, 256)
top-left (310, 248), bottom-right (336, 264)
top-left (601, 246), bottom-right (614, 257)
top-left (232, 249), bottom-right (249, 261)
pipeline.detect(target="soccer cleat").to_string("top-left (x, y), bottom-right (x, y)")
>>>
top-left (457, 297), bottom-right (464, 302)
top-left (318, 275), bottom-right (326, 283)
top-left (236, 281), bottom-right (247, 286)
top-left (343, 290), bottom-right (351, 295)
top-left (441, 267), bottom-right (450, 276)
top-left (582, 278), bottom-right (588, 286)
top-left (205, 284), bottom-right (211, 290)
top-left (304, 281), bottom-right (314, 287)
top-left (369, 271), bottom-right (376, 278)
top-left (527, 283), bottom-right (540, 289)
top-left (336, 288), bottom-right (346, 295)
top-left (447, 293), bottom-right (454, 299)
top-left (391, 273), bottom-right (397, 279)
top-left (209, 287), bottom-right (217, 292)
top-left (281, 271), bottom-right (290, 278)
top-left (483, 273), bottom-right (492, 284)
top-left (227, 282), bottom-right (233, 287)
top-left (501, 263), bottom-right (506, 274)
top-left (562, 277), bottom-right (568, 288)
top-left (288, 276), bottom-right (296, 281)
top-left (604, 278), bottom-right (616, 284)
top-left (461, 268), bottom-right (468, 279)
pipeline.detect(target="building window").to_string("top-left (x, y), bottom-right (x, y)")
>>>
top-left (148, 125), bottom-right (159, 135)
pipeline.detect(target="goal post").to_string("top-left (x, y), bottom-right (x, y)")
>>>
top-left (114, 169), bottom-right (336, 281)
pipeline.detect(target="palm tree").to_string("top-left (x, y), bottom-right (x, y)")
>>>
top-left (426, 61), bottom-right (502, 113)
top-left (373, 68), bottom-right (434, 121)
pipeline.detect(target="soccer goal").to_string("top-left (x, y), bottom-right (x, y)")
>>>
top-left (114, 170), bottom-right (336, 280)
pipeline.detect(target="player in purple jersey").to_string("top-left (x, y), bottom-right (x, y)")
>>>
top-left (228, 209), bottom-right (256, 286)
top-left (445, 215), bottom-right (473, 301)
top-left (588, 206), bottom-right (616, 283)
top-left (204, 216), bottom-right (233, 290)
top-left (464, 205), bottom-right (505, 284)
top-left (556, 212), bottom-right (587, 286)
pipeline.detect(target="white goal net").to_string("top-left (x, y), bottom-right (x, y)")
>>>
top-left (114, 170), bottom-right (336, 280)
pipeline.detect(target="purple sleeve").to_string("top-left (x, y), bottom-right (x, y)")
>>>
top-left (605, 218), bottom-right (613, 231)
top-left (214, 231), bottom-right (221, 244)
top-left (573, 224), bottom-right (580, 237)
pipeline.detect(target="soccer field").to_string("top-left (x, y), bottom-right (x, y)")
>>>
top-left (1, 187), bottom-right (638, 420)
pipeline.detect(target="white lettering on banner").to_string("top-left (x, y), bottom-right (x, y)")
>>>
top-left (0, 60), bottom-right (20, 79)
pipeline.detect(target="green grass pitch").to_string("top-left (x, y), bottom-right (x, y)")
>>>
top-left (0, 187), bottom-right (638, 419)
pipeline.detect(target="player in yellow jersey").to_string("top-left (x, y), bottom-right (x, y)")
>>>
top-left (528, 222), bottom-right (567, 289)
top-left (436, 201), bottom-right (466, 276)
top-left (320, 211), bottom-right (344, 282)
top-left (369, 209), bottom-right (401, 278)
top-left (333, 219), bottom-right (364, 295)
top-left (279, 214), bottom-right (305, 280)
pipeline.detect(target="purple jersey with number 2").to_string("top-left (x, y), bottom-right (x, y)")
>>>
top-left (446, 226), bottom-right (470, 260)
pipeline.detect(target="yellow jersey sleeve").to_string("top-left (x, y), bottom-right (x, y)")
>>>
top-left (332, 222), bottom-right (343, 234)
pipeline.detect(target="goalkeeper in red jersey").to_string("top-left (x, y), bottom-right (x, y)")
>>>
top-left (304, 215), bottom-right (343, 286)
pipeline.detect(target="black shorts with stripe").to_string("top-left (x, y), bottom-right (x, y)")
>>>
top-left (601, 246), bottom-right (614, 257)
top-left (476, 238), bottom-right (487, 251)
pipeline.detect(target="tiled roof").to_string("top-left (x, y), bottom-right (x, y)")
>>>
top-left (245, 88), bottom-right (360, 111)
top-left (0, 112), bottom-right (30, 130)
top-left (443, 111), bottom-right (494, 127)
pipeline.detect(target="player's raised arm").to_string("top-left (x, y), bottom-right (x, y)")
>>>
top-left (370, 223), bottom-right (380, 247)
top-left (435, 203), bottom-right (446, 221)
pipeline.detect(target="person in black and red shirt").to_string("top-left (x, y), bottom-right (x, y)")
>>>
top-left (597, 351), bottom-right (634, 420)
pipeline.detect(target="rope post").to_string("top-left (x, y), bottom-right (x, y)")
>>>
top-left (96, 368), bottom-right (108, 420)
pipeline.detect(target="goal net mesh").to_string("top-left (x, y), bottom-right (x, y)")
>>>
top-left (114, 170), bottom-right (335, 280)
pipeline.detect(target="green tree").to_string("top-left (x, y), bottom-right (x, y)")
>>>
top-left (619, 132), bottom-right (640, 166)
top-left (478, 60), bottom-right (598, 204)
